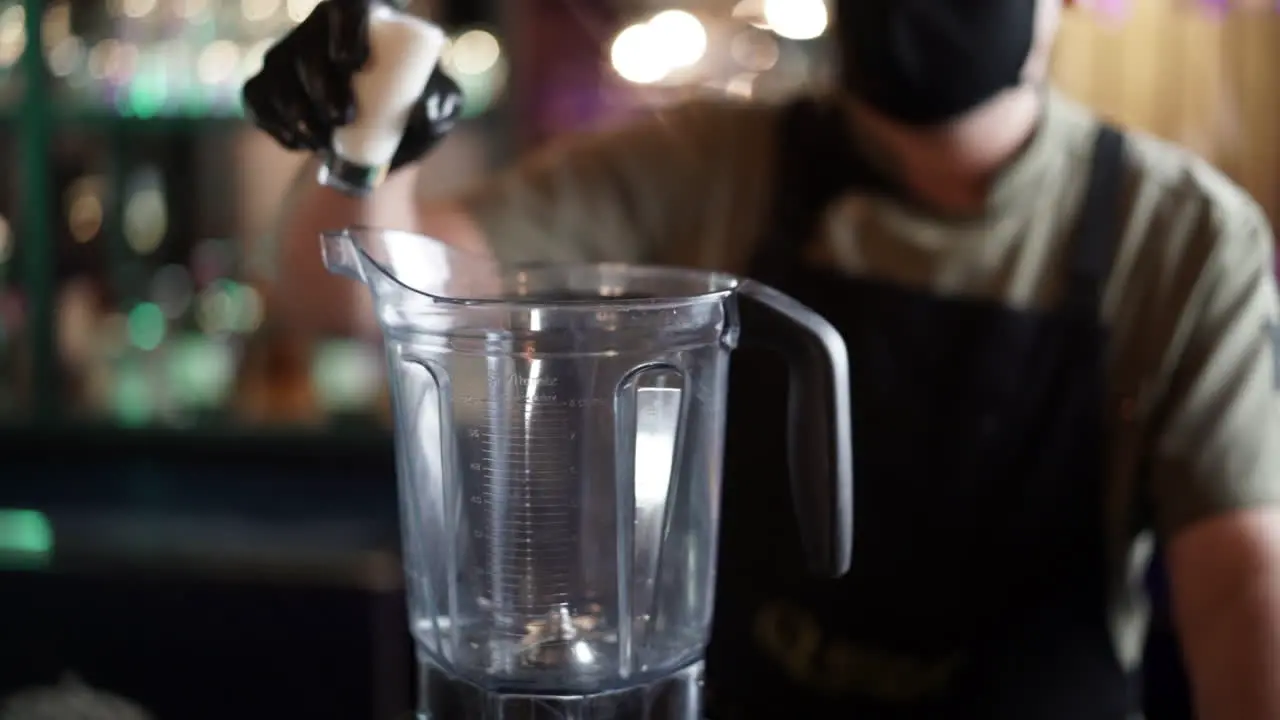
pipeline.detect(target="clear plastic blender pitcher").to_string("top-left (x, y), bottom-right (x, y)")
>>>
top-left (322, 227), bottom-right (853, 718)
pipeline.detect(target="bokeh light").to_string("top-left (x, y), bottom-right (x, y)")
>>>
top-left (150, 264), bottom-right (196, 320)
top-left (166, 334), bottom-right (235, 409)
top-left (449, 29), bottom-right (501, 76)
top-left (610, 10), bottom-right (709, 85)
top-left (0, 214), bottom-right (14, 264)
top-left (286, 0), bottom-right (321, 23)
top-left (648, 10), bottom-right (708, 70)
top-left (112, 357), bottom-right (154, 426)
top-left (762, 0), bottom-right (828, 41)
top-left (611, 23), bottom-right (667, 85)
top-left (127, 302), bottom-right (167, 351)
top-left (0, 5), bottom-right (26, 68)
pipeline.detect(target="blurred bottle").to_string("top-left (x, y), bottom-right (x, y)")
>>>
top-left (233, 329), bottom-right (320, 426)
top-left (0, 2), bottom-right (25, 106)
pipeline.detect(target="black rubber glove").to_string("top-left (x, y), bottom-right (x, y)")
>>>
top-left (241, 0), bottom-right (463, 173)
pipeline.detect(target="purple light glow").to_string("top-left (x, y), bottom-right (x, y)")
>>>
top-left (1096, 0), bottom-right (1130, 18)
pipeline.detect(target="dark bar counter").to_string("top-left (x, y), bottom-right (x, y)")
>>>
top-left (0, 425), bottom-right (413, 720)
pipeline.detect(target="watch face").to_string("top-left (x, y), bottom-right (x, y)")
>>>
top-left (0, 676), bottom-right (153, 720)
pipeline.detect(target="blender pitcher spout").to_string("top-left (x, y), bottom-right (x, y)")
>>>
top-left (318, 226), bottom-right (500, 302)
top-left (320, 229), bottom-right (368, 283)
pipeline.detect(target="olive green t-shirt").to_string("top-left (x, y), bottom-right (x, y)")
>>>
top-left (460, 89), bottom-right (1280, 673)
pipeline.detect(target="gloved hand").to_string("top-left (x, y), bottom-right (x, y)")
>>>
top-left (242, 0), bottom-right (463, 173)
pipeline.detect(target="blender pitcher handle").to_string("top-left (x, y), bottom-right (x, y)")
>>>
top-left (736, 279), bottom-right (854, 578)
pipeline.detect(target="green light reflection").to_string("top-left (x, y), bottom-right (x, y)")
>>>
top-left (0, 509), bottom-right (53, 569)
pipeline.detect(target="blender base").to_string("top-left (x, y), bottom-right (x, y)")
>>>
top-left (418, 659), bottom-right (703, 719)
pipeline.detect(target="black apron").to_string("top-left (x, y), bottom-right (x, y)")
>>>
top-left (707, 99), bottom-right (1137, 719)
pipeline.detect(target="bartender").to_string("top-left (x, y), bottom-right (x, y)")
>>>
top-left (243, 0), bottom-right (1280, 717)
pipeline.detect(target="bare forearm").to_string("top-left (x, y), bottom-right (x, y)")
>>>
top-left (1180, 581), bottom-right (1280, 720)
top-left (1171, 511), bottom-right (1280, 720)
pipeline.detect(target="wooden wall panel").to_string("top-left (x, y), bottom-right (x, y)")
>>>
top-left (1053, 1), bottom-right (1280, 222)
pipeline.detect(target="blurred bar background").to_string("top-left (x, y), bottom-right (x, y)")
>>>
top-left (0, 0), bottom-right (1276, 717)
top-left (0, 0), bottom-right (1277, 434)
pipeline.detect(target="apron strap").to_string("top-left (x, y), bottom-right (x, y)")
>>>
top-left (1063, 125), bottom-right (1128, 312)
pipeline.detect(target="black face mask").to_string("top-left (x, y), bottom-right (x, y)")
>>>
top-left (835, 0), bottom-right (1039, 127)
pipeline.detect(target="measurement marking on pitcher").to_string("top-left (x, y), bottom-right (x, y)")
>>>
top-left (473, 450), bottom-right (573, 461)
top-left (458, 394), bottom-right (607, 409)
top-left (477, 393), bottom-right (582, 633)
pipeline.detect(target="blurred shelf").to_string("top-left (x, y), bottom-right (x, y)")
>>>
top-left (0, 506), bottom-right (404, 591)
top-left (0, 421), bottom-right (401, 551)
top-left (0, 420), bottom-right (394, 456)
top-left (0, 106), bottom-right (247, 131)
